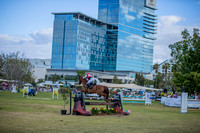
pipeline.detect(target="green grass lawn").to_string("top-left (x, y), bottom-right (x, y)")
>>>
top-left (0, 91), bottom-right (200, 133)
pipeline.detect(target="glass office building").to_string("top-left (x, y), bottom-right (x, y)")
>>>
top-left (51, 13), bottom-right (117, 71)
top-left (98, 0), bottom-right (157, 73)
top-left (51, 0), bottom-right (157, 74)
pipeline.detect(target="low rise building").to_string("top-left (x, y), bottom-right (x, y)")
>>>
top-left (28, 59), bottom-right (51, 82)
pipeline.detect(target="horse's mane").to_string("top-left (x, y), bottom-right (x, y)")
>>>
top-left (80, 76), bottom-right (87, 85)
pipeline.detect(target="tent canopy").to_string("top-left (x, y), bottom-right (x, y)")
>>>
top-left (24, 83), bottom-right (33, 86)
top-left (0, 79), bottom-right (16, 83)
top-left (100, 82), bottom-right (163, 91)
top-left (1, 82), bottom-right (8, 86)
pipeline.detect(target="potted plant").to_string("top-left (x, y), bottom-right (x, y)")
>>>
top-left (59, 82), bottom-right (70, 115)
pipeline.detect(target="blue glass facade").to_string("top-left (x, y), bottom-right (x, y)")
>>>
top-left (51, 0), bottom-right (157, 74)
top-left (51, 13), bottom-right (117, 71)
top-left (98, 0), bottom-right (157, 73)
top-left (51, 14), bottom-right (78, 69)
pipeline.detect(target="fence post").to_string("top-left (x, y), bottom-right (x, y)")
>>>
top-left (81, 92), bottom-right (86, 110)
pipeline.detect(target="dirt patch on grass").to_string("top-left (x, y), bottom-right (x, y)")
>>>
top-left (29, 104), bottom-right (62, 109)
top-left (2, 102), bottom-right (62, 109)
top-left (0, 111), bottom-right (55, 118)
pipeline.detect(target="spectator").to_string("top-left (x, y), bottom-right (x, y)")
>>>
top-left (197, 94), bottom-right (200, 100)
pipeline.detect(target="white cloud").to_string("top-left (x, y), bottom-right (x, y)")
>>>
top-left (30, 28), bottom-right (53, 44)
top-left (120, 0), bottom-right (143, 22)
top-left (120, 5), bottom-right (136, 22)
top-left (0, 34), bottom-right (33, 45)
top-left (0, 28), bottom-right (53, 59)
top-left (118, 34), bottom-right (143, 48)
top-left (125, 14), bottom-right (136, 22)
top-left (153, 15), bottom-right (197, 64)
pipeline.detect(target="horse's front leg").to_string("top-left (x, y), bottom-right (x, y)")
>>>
top-left (84, 87), bottom-right (89, 94)
top-left (81, 87), bottom-right (86, 93)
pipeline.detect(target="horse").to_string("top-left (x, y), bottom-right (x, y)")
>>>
top-left (78, 76), bottom-right (109, 101)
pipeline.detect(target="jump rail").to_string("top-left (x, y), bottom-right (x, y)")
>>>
top-left (73, 92), bottom-right (130, 115)
top-left (84, 97), bottom-right (121, 101)
top-left (85, 102), bottom-right (117, 105)
top-left (75, 92), bottom-right (123, 111)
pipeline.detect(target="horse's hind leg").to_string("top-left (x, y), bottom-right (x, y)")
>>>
top-left (96, 90), bottom-right (104, 100)
top-left (101, 92), bottom-right (109, 102)
top-left (104, 94), bottom-right (108, 102)
top-left (105, 95), bottom-right (110, 102)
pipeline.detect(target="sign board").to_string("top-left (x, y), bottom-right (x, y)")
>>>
top-left (145, 93), bottom-right (152, 106)
top-left (145, 0), bottom-right (157, 9)
top-left (161, 97), bottom-right (166, 104)
top-left (52, 88), bottom-right (58, 99)
top-left (181, 92), bottom-right (188, 113)
top-left (12, 85), bottom-right (17, 93)
top-left (23, 86), bottom-right (29, 97)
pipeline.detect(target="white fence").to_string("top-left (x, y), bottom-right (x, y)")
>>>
top-left (123, 93), bottom-right (152, 106)
top-left (161, 97), bottom-right (200, 109)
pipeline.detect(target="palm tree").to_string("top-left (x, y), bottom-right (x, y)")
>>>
top-left (162, 63), bottom-right (170, 88)
top-left (153, 63), bottom-right (159, 88)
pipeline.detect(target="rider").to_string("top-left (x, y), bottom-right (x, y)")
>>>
top-left (83, 73), bottom-right (94, 89)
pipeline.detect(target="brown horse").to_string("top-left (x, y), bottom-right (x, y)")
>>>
top-left (79, 76), bottom-right (109, 101)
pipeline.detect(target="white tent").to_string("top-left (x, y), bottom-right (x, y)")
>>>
top-left (43, 81), bottom-right (53, 85)
top-left (24, 83), bottom-right (33, 86)
top-left (100, 82), bottom-right (163, 91)
top-left (37, 83), bottom-right (44, 87)
top-left (0, 79), bottom-right (16, 82)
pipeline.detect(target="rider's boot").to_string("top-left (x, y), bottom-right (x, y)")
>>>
top-left (89, 85), bottom-right (93, 89)
top-left (86, 84), bottom-right (90, 89)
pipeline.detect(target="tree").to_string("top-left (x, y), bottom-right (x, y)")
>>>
top-left (76, 70), bottom-right (86, 77)
top-left (64, 76), bottom-right (76, 81)
top-left (134, 73), bottom-right (145, 86)
top-left (37, 78), bottom-right (44, 83)
top-left (23, 73), bottom-right (36, 86)
top-left (112, 75), bottom-right (122, 84)
top-left (155, 72), bottom-right (164, 89)
top-left (169, 28), bottom-right (200, 74)
top-left (0, 52), bottom-right (34, 85)
top-left (162, 62), bottom-right (170, 88)
top-left (144, 79), bottom-right (154, 87)
top-left (0, 54), bottom-right (4, 78)
top-left (182, 72), bottom-right (200, 94)
top-left (59, 84), bottom-right (70, 111)
top-left (169, 28), bottom-right (200, 94)
top-left (173, 72), bottom-right (200, 94)
top-left (166, 72), bottom-right (177, 91)
top-left (153, 63), bottom-right (159, 88)
top-left (51, 73), bottom-right (62, 83)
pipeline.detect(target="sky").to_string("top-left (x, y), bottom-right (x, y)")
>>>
top-left (0, 0), bottom-right (200, 64)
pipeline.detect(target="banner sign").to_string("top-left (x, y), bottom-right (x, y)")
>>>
top-left (52, 88), bottom-right (58, 99)
top-left (145, 93), bottom-right (151, 106)
top-left (23, 86), bottom-right (29, 97)
top-left (145, 0), bottom-right (157, 9)
top-left (181, 92), bottom-right (188, 113)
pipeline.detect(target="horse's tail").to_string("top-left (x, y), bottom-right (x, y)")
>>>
top-left (104, 87), bottom-right (109, 99)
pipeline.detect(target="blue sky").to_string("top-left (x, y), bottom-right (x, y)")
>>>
top-left (0, 0), bottom-right (98, 35)
top-left (157, 0), bottom-right (200, 26)
top-left (0, 0), bottom-right (200, 63)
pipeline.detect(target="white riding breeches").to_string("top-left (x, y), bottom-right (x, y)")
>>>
top-left (87, 78), bottom-right (94, 85)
